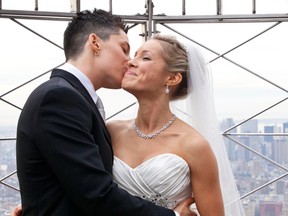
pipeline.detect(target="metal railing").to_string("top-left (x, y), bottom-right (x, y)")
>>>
top-left (1, 0), bottom-right (288, 215)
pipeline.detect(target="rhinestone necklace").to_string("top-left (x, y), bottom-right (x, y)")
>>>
top-left (133, 114), bottom-right (177, 139)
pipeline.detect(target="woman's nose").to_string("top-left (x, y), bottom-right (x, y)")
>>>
top-left (126, 59), bottom-right (136, 68)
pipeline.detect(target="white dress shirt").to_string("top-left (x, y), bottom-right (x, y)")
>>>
top-left (58, 63), bottom-right (105, 119)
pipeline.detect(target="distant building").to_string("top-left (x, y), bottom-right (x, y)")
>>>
top-left (276, 181), bottom-right (286, 195)
top-left (239, 119), bottom-right (259, 162)
top-left (273, 138), bottom-right (288, 164)
top-left (283, 122), bottom-right (288, 133)
top-left (264, 125), bottom-right (274, 143)
top-left (220, 118), bottom-right (238, 161)
top-left (259, 195), bottom-right (283, 216)
top-left (260, 200), bottom-right (283, 216)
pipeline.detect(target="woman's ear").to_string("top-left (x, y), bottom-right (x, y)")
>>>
top-left (167, 73), bottom-right (182, 86)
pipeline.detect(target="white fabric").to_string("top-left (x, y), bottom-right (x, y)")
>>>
top-left (174, 211), bottom-right (180, 216)
top-left (113, 153), bottom-right (191, 209)
top-left (171, 43), bottom-right (245, 216)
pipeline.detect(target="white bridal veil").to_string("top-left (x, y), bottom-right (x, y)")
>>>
top-left (171, 43), bottom-right (245, 216)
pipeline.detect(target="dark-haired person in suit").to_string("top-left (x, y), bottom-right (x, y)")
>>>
top-left (14, 8), bottom-right (194, 216)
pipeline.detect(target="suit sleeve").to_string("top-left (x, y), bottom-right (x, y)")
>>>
top-left (35, 86), bottom-right (175, 216)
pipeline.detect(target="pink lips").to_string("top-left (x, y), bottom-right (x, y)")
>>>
top-left (125, 70), bottom-right (137, 76)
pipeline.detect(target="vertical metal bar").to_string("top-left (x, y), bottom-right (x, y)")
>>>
top-left (70, 0), bottom-right (80, 13)
top-left (216, 0), bottom-right (222, 15)
top-left (146, 0), bottom-right (153, 38)
top-left (153, 18), bottom-right (157, 37)
top-left (141, 23), bottom-right (148, 43)
top-left (252, 0), bottom-right (256, 14)
top-left (109, 0), bottom-right (113, 13)
top-left (182, 0), bottom-right (186, 15)
top-left (0, 0), bottom-right (2, 10)
top-left (35, 0), bottom-right (38, 11)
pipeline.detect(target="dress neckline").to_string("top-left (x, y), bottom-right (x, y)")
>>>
top-left (114, 153), bottom-right (189, 170)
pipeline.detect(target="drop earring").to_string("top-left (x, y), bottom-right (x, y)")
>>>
top-left (165, 85), bottom-right (170, 94)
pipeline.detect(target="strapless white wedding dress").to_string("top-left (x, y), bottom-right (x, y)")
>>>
top-left (113, 153), bottom-right (192, 209)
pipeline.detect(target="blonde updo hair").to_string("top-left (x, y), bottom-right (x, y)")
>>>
top-left (150, 34), bottom-right (189, 100)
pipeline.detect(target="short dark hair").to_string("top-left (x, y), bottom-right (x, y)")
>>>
top-left (64, 8), bottom-right (128, 60)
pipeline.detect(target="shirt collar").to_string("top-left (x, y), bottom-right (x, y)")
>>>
top-left (58, 63), bottom-right (99, 104)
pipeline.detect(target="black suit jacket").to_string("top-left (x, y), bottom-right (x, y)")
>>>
top-left (16, 69), bottom-right (175, 216)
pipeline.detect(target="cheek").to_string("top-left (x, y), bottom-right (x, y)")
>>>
top-left (104, 48), bottom-right (123, 66)
top-left (112, 49), bottom-right (127, 62)
top-left (139, 72), bottom-right (156, 83)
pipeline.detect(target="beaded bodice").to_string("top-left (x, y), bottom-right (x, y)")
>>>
top-left (113, 153), bottom-right (192, 209)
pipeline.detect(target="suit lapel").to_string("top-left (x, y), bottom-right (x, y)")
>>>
top-left (50, 69), bottom-right (112, 146)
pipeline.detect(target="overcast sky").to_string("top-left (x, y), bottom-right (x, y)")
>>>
top-left (0, 0), bottom-right (288, 126)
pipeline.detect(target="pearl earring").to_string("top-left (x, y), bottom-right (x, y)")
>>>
top-left (165, 85), bottom-right (170, 94)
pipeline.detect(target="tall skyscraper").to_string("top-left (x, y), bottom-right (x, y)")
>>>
top-left (239, 119), bottom-right (259, 162)
top-left (264, 125), bottom-right (274, 143)
top-left (220, 118), bottom-right (238, 161)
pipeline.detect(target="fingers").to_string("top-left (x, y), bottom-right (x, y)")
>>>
top-left (174, 196), bottom-right (196, 216)
top-left (10, 204), bottom-right (22, 216)
top-left (179, 197), bottom-right (195, 207)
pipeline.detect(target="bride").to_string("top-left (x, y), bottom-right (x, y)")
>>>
top-left (108, 34), bottom-right (245, 215)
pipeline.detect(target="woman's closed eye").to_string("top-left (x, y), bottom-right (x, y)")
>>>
top-left (142, 56), bottom-right (151, 60)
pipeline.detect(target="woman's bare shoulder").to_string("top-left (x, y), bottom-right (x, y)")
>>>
top-left (177, 120), bottom-right (211, 156)
top-left (106, 119), bottom-right (133, 133)
top-left (177, 123), bottom-right (217, 171)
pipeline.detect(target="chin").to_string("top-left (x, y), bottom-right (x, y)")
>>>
top-left (121, 85), bottom-right (132, 92)
top-left (121, 84), bottom-right (127, 89)
top-left (106, 81), bottom-right (122, 89)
